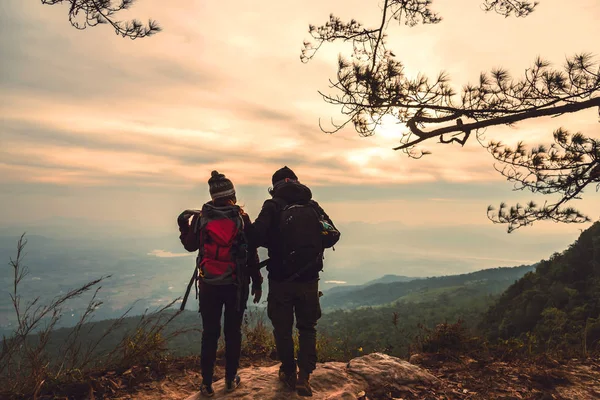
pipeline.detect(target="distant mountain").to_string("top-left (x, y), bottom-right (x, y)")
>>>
top-left (320, 264), bottom-right (536, 311)
top-left (325, 275), bottom-right (419, 295)
top-left (363, 274), bottom-right (419, 286)
top-left (482, 221), bottom-right (600, 353)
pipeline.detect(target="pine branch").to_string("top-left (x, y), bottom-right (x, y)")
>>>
top-left (302, 0), bottom-right (599, 230)
top-left (41, 0), bottom-right (160, 39)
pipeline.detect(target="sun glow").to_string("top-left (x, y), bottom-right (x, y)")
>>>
top-left (346, 147), bottom-right (390, 167)
top-left (373, 114), bottom-right (405, 141)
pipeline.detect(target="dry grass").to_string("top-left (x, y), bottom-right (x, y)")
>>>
top-left (0, 234), bottom-right (189, 399)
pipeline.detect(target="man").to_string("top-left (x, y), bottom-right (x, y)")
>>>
top-left (249, 166), bottom-right (339, 397)
top-left (178, 170), bottom-right (263, 397)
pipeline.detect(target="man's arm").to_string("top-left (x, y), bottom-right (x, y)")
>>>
top-left (248, 199), bottom-right (278, 248)
top-left (242, 213), bottom-right (263, 290)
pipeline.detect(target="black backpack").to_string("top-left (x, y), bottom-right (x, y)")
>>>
top-left (273, 198), bottom-right (325, 280)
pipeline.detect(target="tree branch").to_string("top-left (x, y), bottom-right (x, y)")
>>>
top-left (395, 97), bottom-right (600, 150)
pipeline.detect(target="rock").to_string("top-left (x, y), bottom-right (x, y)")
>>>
top-left (347, 353), bottom-right (438, 385)
top-left (408, 353), bottom-right (426, 365)
top-left (408, 353), bottom-right (440, 367)
top-left (184, 353), bottom-right (438, 400)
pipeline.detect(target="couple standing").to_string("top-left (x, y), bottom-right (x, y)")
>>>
top-left (177, 166), bottom-right (340, 397)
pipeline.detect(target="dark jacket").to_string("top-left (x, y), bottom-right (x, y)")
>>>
top-left (250, 181), bottom-right (336, 282)
top-left (179, 202), bottom-right (263, 291)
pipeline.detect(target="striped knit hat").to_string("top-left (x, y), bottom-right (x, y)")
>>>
top-left (208, 170), bottom-right (235, 201)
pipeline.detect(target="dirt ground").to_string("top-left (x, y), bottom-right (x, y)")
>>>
top-left (41, 354), bottom-right (600, 400)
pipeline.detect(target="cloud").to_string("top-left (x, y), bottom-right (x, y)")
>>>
top-left (1, 1), bottom-right (594, 187)
top-left (0, 110), bottom-right (507, 187)
top-left (324, 280), bottom-right (348, 285)
top-left (0, 0), bottom-right (598, 234)
top-left (148, 250), bottom-right (193, 258)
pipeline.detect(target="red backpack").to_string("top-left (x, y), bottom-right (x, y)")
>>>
top-left (193, 203), bottom-right (247, 285)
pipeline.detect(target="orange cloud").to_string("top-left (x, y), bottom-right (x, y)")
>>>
top-left (1, 0), bottom-right (598, 192)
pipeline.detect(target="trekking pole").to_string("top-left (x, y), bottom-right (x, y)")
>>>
top-left (180, 267), bottom-right (198, 311)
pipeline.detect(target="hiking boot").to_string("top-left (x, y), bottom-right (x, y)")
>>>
top-left (278, 369), bottom-right (297, 390)
top-left (296, 371), bottom-right (313, 397)
top-left (225, 375), bottom-right (241, 393)
top-left (199, 383), bottom-right (215, 397)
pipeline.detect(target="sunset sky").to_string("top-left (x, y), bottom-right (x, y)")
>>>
top-left (1, 0), bottom-right (599, 268)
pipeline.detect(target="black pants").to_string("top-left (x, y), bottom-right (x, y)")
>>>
top-left (267, 280), bottom-right (322, 375)
top-left (199, 283), bottom-right (247, 384)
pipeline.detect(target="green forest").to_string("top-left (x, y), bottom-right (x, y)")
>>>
top-left (321, 221), bottom-right (600, 359)
top-left (482, 221), bottom-right (600, 356)
top-left (320, 265), bottom-right (535, 310)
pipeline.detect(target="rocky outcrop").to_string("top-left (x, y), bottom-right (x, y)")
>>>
top-left (184, 353), bottom-right (438, 400)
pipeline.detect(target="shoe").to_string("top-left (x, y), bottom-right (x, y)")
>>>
top-left (296, 371), bottom-right (313, 397)
top-left (225, 375), bottom-right (241, 392)
top-left (199, 383), bottom-right (215, 397)
top-left (278, 369), bottom-right (297, 390)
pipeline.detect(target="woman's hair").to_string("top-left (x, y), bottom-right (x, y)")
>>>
top-left (213, 195), bottom-right (237, 206)
top-left (213, 195), bottom-right (247, 214)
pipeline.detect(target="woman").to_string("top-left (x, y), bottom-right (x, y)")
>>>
top-left (178, 170), bottom-right (263, 397)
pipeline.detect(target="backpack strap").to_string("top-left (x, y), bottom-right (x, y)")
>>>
top-left (270, 197), bottom-right (288, 211)
top-left (283, 253), bottom-right (323, 283)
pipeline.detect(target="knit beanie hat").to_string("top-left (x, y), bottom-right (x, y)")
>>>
top-left (208, 170), bottom-right (235, 200)
top-left (272, 166), bottom-right (298, 187)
